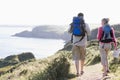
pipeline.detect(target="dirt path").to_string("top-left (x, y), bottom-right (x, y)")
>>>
top-left (68, 63), bottom-right (116, 80)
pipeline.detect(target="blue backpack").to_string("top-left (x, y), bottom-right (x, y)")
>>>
top-left (72, 17), bottom-right (85, 36)
top-left (100, 25), bottom-right (113, 43)
top-left (70, 17), bottom-right (86, 43)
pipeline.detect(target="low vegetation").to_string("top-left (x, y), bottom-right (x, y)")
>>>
top-left (30, 54), bottom-right (70, 80)
top-left (0, 37), bottom-right (120, 80)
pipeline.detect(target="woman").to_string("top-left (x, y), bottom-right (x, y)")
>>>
top-left (97, 18), bottom-right (117, 77)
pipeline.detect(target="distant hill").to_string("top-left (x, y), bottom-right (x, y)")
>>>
top-left (13, 25), bottom-right (71, 42)
top-left (13, 24), bottom-right (120, 42)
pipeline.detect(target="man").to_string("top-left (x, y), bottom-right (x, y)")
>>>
top-left (68, 13), bottom-right (90, 76)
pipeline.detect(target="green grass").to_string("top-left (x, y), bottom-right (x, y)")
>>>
top-left (0, 52), bottom-right (70, 80)
top-left (0, 58), bottom-right (48, 80)
top-left (30, 54), bottom-right (70, 80)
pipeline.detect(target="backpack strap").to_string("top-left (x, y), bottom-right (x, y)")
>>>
top-left (73, 36), bottom-right (84, 44)
top-left (71, 34), bottom-right (73, 43)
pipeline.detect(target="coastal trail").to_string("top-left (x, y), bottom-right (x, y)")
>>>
top-left (68, 63), bottom-right (116, 80)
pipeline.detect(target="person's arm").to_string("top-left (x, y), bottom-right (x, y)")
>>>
top-left (97, 27), bottom-right (102, 41)
top-left (112, 28), bottom-right (117, 49)
top-left (85, 23), bottom-right (91, 41)
top-left (85, 23), bottom-right (91, 36)
top-left (68, 23), bottom-right (73, 33)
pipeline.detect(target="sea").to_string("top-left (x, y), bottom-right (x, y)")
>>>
top-left (0, 26), bottom-right (65, 59)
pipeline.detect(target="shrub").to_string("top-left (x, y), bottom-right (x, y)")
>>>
top-left (18, 52), bottom-right (35, 62)
top-left (88, 54), bottom-right (101, 65)
top-left (0, 60), bottom-right (18, 68)
top-left (4, 55), bottom-right (19, 62)
top-left (85, 48), bottom-right (101, 65)
top-left (109, 58), bottom-right (120, 72)
top-left (30, 55), bottom-right (70, 80)
top-left (61, 42), bottom-right (72, 51)
top-left (0, 52), bottom-right (35, 68)
top-left (19, 69), bottom-right (28, 76)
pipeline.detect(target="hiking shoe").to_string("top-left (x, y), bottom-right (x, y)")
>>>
top-left (80, 71), bottom-right (84, 75)
top-left (76, 73), bottom-right (80, 77)
top-left (103, 73), bottom-right (108, 77)
top-left (106, 70), bottom-right (110, 73)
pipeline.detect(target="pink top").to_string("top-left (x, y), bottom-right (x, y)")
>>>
top-left (97, 26), bottom-right (117, 48)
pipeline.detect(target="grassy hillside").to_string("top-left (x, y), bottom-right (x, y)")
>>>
top-left (0, 38), bottom-right (120, 80)
top-left (0, 51), bottom-right (71, 80)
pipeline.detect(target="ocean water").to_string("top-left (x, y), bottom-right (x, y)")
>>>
top-left (0, 27), bottom-right (65, 59)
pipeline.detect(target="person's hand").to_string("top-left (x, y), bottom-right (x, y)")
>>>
top-left (114, 41), bottom-right (117, 50)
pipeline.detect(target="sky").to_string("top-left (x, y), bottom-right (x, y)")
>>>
top-left (0, 0), bottom-right (120, 25)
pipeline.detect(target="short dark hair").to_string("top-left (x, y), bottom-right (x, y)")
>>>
top-left (78, 13), bottom-right (84, 17)
top-left (102, 18), bottom-right (109, 24)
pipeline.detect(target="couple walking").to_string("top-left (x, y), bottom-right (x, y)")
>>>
top-left (68, 13), bottom-right (117, 77)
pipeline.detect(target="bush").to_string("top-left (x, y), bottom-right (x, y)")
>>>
top-left (4, 55), bottom-right (19, 62)
top-left (18, 52), bottom-right (35, 62)
top-left (88, 54), bottom-right (101, 65)
top-left (30, 55), bottom-right (70, 80)
top-left (19, 69), bottom-right (28, 76)
top-left (85, 48), bottom-right (101, 65)
top-left (0, 60), bottom-right (18, 68)
top-left (0, 52), bottom-right (35, 69)
top-left (109, 58), bottom-right (120, 72)
top-left (61, 42), bottom-right (72, 51)
top-left (87, 40), bottom-right (99, 48)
